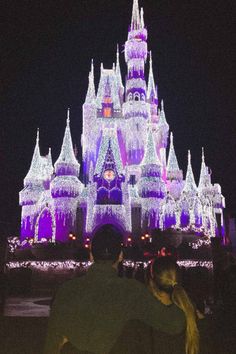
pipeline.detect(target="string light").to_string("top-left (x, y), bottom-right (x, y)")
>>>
top-left (6, 259), bottom-right (213, 271)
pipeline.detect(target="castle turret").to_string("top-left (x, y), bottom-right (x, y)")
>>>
top-left (182, 150), bottom-right (197, 195)
top-left (167, 133), bottom-right (183, 181)
top-left (97, 65), bottom-right (121, 115)
top-left (138, 128), bottom-right (166, 229)
top-left (138, 129), bottom-right (165, 197)
top-left (198, 148), bottom-right (212, 196)
top-left (23, 129), bottom-right (43, 187)
top-left (147, 51), bottom-right (158, 109)
top-left (53, 109), bottom-right (80, 178)
top-left (124, 0), bottom-right (148, 110)
top-left (166, 132), bottom-right (183, 199)
top-left (158, 100), bottom-right (169, 149)
top-left (50, 109), bottom-right (82, 241)
top-left (180, 150), bottom-right (197, 227)
top-left (85, 60), bottom-right (96, 104)
top-left (122, 1), bottom-right (150, 166)
top-left (82, 60), bottom-right (97, 183)
top-left (116, 45), bottom-right (124, 104)
top-left (19, 130), bottom-right (45, 240)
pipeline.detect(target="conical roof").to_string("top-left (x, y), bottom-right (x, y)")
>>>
top-left (85, 60), bottom-right (96, 103)
top-left (198, 147), bottom-right (211, 193)
top-left (131, 0), bottom-right (141, 30)
top-left (116, 45), bottom-right (124, 93)
top-left (24, 129), bottom-right (43, 185)
top-left (147, 51), bottom-right (157, 100)
top-left (141, 128), bottom-right (161, 166)
top-left (55, 109), bottom-right (80, 175)
top-left (182, 150), bottom-right (197, 193)
top-left (159, 100), bottom-right (169, 129)
top-left (41, 148), bottom-right (54, 180)
top-left (96, 65), bottom-right (121, 110)
top-left (167, 132), bottom-right (180, 173)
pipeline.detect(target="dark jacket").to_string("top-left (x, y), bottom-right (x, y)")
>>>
top-left (45, 262), bottom-right (185, 354)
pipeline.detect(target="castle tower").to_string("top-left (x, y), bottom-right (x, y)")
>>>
top-left (123, 0), bottom-right (149, 165)
top-left (85, 128), bottom-right (130, 236)
top-left (138, 128), bottom-right (166, 230)
top-left (180, 150), bottom-right (197, 227)
top-left (166, 132), bottom-right (183, 200)
top-left (50, 109), bottom-right (82, 242)
top-left (19, 130), bottom-right (45, 240)
top-left (147, 51), bottom-right (158, 120)
top-left (82, 60), bottom-right (97, 184)
top-left (116, 45), bottom-right (124, 104)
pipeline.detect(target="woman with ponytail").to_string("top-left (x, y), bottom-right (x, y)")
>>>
top-left (148, 256), bottom-right (199, 354)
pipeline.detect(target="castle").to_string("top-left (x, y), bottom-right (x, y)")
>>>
top-left (19, 0), bottom-right (225, 243)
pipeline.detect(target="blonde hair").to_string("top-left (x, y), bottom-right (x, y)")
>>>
top-left (150, 257), bottom-right (199, 354)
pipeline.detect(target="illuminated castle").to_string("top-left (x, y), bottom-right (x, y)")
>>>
top-left (19, 0), bottom-right (225, 243)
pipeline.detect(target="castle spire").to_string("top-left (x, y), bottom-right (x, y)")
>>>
top-left (147, 51), bottom-right (157, 101)
top-left (159, 100), bottom-right (169, 128)
top-left (24, 128), bottom-right (42, 184)
top-left (183, 150), bottom-right (197, 193)
top-left (55, 109), bottom-right (80, 176)
top-left (94, 127), bottom-right (123, 176)
top-left (85, 59), bottom-right (96, 103)
top-left (167, 132), bottom-right (180, 174)
top-left (116, 44), bottom-right (124, 92)
top-left (198, 147), bottom-right (209, 192)
top-left (140, 7), bottom-right (144, 28)
top-left (131, 0), bottom-right (141, 30)
top-left (142, 128), bottom-right (161, 166)
top-left (47, 147), bottom-right (53, 170)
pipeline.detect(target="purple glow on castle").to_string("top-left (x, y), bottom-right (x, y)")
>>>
top-left (19, 0), bottom-right (225, 243)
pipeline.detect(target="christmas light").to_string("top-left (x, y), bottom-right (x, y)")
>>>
top-left (19, 0), bottom-right (225, 244)
top-left (6, 259), bottom-right (213, 271)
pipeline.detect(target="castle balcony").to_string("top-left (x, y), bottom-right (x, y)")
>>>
top-left (19, 185), bottom-right (44, 206)
top-left (128, 27), bottom-right (148, 41)
top-left (96, 108), bottom-right (122, 119)
top-left (55, 162), bottom-right (80, 177)
top-left (126, 77), bottom-right (146, 91)
top-left (125, 40), bottom-right (147, 62)
top-left (123, 100), bottom-right (149, 119)
top-left (127, 58), bottom-right (145, 75)
top-left (138, 176), bottom-right (166, 199)
top-left (50, 176), bottom-right (82, 198)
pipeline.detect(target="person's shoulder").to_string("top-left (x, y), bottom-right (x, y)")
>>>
top-left (56, 273), bottom-right (87, 297)
top-left (118, 277), bottom-right (151, 296)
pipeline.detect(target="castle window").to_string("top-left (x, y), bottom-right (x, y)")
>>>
top-left (134, 92), bottom-right (140, 101)
top-left (104, 97), bottom-right (112, 104)
top-left (103, 107), bottom-right (112, 118)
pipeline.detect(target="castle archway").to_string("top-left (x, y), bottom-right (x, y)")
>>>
top-left (35, 207), bottom-right (56, 243)
top-left (91, 223), bottom-right (124, 243)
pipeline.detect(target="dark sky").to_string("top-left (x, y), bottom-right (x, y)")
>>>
top-left (1, 0), bottom-right (235, 235)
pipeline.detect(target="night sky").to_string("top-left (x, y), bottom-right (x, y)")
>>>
top-left (1, 0), bottom-right (235, 236)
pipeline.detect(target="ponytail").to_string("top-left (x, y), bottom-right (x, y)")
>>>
top-left (150, 257), bottom-right (200, 354)
top-left (172, 284), bottom-right (199, 354)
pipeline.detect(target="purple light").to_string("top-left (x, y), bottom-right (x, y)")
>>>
top-left (19, 0), bottom-right (225, 244)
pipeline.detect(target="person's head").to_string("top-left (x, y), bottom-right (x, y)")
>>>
top-left (150, 256), bottom-right (179, 293)
top-left (149, 256), bottom-right (199, 354)
top-left (91, 224), bottom-right (123, 263)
